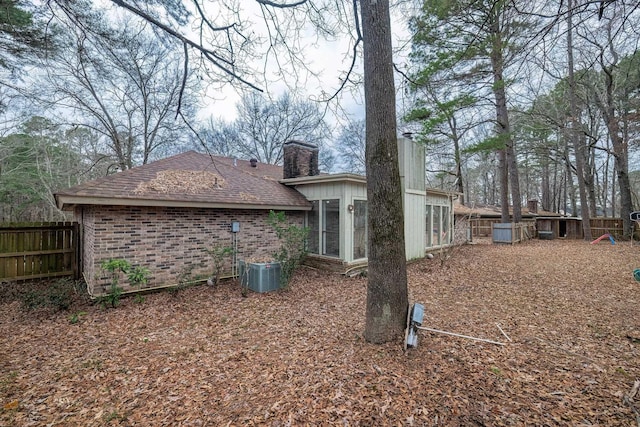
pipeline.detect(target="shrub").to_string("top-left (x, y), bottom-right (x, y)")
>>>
top-left (267, 210), bottom-right (308, 288)
top-left (98, 259), bottom-right (130, 308)
top-left (97, 259), bottom-right (150, 308)
top-left (97, 283), bottom-right (123, 308)
top-left (204, 245), bottom-right (234, 286)
top-left (127, 266), bottom-right (150, 288)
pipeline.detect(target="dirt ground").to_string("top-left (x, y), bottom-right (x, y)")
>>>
top-left (1, 239), bottom-right (639, 426)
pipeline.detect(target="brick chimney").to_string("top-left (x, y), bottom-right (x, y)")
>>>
top-left (527, 200), bottom-right (538, 214)
top-left (282, 140), bottom-right (319, 179)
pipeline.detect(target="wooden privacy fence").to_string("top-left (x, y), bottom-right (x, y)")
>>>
top-left (590, 218), bottom-right (624, 239)
top-left (469, 217), bottom-right (626, 240)
top-left (0, 222), bottom-right (80, 281)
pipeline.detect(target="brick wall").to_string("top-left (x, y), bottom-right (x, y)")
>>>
top-left (76, 205), bottom-right (304, 296)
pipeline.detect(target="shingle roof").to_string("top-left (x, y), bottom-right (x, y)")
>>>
top-left (454, 202), bottom-right (561, 217)
top-left (55, 151), bottom-right (311, 211)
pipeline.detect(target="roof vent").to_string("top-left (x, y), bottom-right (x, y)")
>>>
top-left (250, 158), bottom-right (258, 168)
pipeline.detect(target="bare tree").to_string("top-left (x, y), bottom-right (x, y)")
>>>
top-left (40, 13), bottom-right (198, 171)
top-left (335, 118), bottom-right (366, 174)
top-left (204, 91), bottom-right (331, 165)
top-left (576, 4), bottom-right (639, 237)
top-left (200, 116), bottom-right (239, 158)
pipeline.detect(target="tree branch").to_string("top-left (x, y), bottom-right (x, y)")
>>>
top-left (107, 0), bottom-right (263, 92)
top-left (176, 42), bottom-right (188, 119)
top-left (256, 0), bottom-right (308, 8)
top-left (323, 0), bottom-right (361, 103)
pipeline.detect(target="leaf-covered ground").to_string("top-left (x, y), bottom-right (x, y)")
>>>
top-left (1, 239), bottom-right (639, 426)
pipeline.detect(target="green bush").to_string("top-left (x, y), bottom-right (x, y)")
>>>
top-left (97, 283), bottom-right (123, 308)
top-left (204, 245), bottom-right (234, 286)
top-left (267, 210), bottom-right (309, 288)
top-left (97, 259), bottom-right (151, 308)
top-left (127, 266), bottom-right (150, 288)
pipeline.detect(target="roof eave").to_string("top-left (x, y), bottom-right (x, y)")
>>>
top-left (56, 195), bottom-right (311, 212)
top-left (280, 173), bottom-right (367, 186)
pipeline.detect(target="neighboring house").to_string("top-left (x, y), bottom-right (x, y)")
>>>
top-left (56, 138), bottom-right (456, 296)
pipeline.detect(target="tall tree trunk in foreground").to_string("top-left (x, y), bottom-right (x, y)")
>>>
top-left (361, 0), bottom-right (408, 344)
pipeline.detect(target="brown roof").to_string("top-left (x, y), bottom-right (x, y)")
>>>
top-left (55, 151), bottom-right (311, 211)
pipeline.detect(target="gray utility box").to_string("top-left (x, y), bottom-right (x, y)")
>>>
top-left (238, 260), bottom-right (281, 293)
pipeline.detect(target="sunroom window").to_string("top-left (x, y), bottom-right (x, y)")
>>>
top-left (353, 200), bottom-right (367, 259)
top-left (307, 199), bottom-right (340, 258)
top-left (322, 199), bottom-right (340, 256)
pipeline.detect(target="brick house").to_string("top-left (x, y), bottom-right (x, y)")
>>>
top-left (55, 147), bottom-right (311, 296)
top-left (56, 139), bottom-right (456, 296)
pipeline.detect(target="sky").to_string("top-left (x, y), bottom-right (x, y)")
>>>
top-left (189, 1), bottom-right (414, 128)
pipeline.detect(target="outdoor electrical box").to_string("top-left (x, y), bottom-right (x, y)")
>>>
top-left (405, 303), bottom-right (425, 349)
top-left (411, 303), bottom-right (425, 326)
top-left (231, 221), bottom-right (240, 233)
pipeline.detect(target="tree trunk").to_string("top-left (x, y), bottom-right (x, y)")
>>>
top-left (489, 10), bottom-right (520, 223)
top-left (453, 131), bottom-right (464, 205)
top-left (603, 69), bottom-right (633, 237)
top-left (591, 29), bottom-right (635, 236)
top-left (567, 0), bottom-right (592, 240)
top-left (611, 162), bottom-right (617, 218)
top-left (361, 0), bottom-right (408, 344)
top-left (498, 149), bottom-right (509, 222)
top-left (586, 141), bottom-right (598, 216)
top-left (507, 143), bottom-right (522, 222)
top-left (541, 152), bottom-right (551, 211)
top-left (563, 140), bottom-right (577, 216)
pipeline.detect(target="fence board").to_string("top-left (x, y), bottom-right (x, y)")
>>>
top-left (0, 222), bottom-right (80, 281)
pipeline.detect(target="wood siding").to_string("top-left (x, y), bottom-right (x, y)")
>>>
top-left (404, 190), bottom-right (426, 259)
